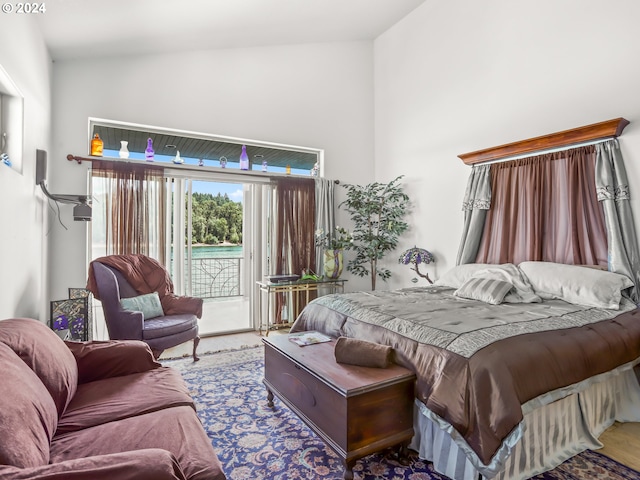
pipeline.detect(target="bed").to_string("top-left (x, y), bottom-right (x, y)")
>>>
top-left (289, 261), bottom-right (640, 480)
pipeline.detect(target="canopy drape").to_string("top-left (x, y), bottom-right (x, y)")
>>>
top-left (595, 140), bottom-right (640, 301)
top-left (456, 165), bottom-right (491, 265)
top-left (457, 140), bottom-right (638, 300)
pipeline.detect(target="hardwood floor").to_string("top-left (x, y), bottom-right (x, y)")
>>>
top-left (166, 332), bottom-right (640, 473)
top-left (598, 421), bottom-right (640, 471)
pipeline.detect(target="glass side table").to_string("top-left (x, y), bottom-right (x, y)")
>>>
top-left (256, 277), bottom-right (346, 335)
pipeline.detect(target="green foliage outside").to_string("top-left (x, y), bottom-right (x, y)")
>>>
top-left (340, 175), bottom-right (409, 290)
top-left (190, 192), bottom-right (243, 245)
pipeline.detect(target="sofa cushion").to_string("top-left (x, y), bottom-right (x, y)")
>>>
top-left (0, 318), bottom-right (78, 417)
top-left (51, 406), bottom-right (226, 480)
top-left (57, 367), bottom-right (195, 435)
top-left (0, 342), bottom-right (58, 468)
top-left (143, 314), bottom-right (198, 340)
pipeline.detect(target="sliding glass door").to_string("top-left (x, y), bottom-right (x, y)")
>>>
top-left (166, 174), bottom-right (272, 336)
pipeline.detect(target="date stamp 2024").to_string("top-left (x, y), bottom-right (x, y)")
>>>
top-left (1, 2), bottom-right (46, 14)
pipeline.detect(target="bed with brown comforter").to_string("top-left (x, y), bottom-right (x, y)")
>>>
top-left (290, 262), bottom-right (640, 479)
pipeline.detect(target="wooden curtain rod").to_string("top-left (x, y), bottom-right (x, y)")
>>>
top-left (458, 117), bottom-right (630, 165)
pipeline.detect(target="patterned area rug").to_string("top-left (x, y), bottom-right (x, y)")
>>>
top-left (166, 347), bottom-right (640, 480)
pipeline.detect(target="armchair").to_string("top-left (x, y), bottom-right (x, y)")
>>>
top-left (87, 255), bottom-right (201, 361)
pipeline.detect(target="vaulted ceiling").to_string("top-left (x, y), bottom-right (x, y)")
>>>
top-left (37, 0), bottom-right (425, 61)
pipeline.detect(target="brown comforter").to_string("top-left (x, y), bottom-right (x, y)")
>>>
top-left (291, 298), bottom-right (640, 466)
top-left (86, 254), bottom-right (203, 318)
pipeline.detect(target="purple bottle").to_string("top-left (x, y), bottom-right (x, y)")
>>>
top-left (145, 138), bottom-right (155, 161)
top-left (239, 145), bottom-right (249, 170)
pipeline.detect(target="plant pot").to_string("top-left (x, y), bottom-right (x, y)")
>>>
top-left (323, 249), bottom-right (344, 279)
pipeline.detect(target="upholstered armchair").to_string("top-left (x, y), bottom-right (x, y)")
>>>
top-left (87, 255), bottom-right (201, 361)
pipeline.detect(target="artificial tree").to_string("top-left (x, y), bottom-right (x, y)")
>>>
top-left (340, 175), bottom-right (409, 290)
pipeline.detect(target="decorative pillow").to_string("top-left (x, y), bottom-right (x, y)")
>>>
top-left (435, 263), bottom-right (498, 288)
top-left (454, 277), bottom-right (514, 305)
top-left (518, 261), bottom-right (634, 310)
top-left (120, 292), bottom-right (165, 319)
top-left (472, 264), bottom-right (541, 304)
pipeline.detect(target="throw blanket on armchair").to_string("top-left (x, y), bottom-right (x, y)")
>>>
top-left (86, 254), bottom-right (203, 318)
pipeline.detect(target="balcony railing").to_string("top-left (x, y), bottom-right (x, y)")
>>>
top-left (186, 257), bottom-right (243, 299)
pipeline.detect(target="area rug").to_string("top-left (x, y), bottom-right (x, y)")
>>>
top-left (166, 347), bottom-right (640, 480)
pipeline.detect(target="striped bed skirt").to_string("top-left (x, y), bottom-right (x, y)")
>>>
top-left (410, 362), bottom-right (640, 480)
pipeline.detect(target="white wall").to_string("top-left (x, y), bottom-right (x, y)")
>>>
top-left (49, 41), bottom-right (375, 297)
top-left (0, 18), bottom-right (51, 319)
top-left (375, 0), bottom-right (640, 288)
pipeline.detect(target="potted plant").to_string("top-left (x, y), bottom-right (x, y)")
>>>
top-left (315, 226), bottom-right (353, 279)
top-left (340, 176), bottom-right (409, 290)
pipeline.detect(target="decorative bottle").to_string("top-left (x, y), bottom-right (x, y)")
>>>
top-left (145, 138), bottom-right (155, 161)
top-left (119, 140), bottom-right (129, 159)
top-left (173, 150), bottom-right (184, 164)
top-left (239, 145), bottom-right (249, 170)
top-left (262, 158), bottom-right (268, 172)
top-left (285, 164), bottom-right (291, 175)
top-left (90, 134), bottom-right (103, 157)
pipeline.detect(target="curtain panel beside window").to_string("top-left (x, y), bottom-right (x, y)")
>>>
top-left (91, 161), bottom-right (167, 265)
top-left (273, 177), bottom-right (316, 324)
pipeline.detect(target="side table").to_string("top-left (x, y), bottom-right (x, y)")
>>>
top-left (256, 278), bottom-right (346, 335)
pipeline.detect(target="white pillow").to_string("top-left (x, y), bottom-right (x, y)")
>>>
top-left (518, 261), bottom-right (633, 310)
top-left (435, 264), bottom-right (498, 288)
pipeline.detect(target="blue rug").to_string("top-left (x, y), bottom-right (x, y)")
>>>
top-left (167, 347), bottom-right (640, 480)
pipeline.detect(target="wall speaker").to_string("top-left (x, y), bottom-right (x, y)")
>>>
top-left (73, 203), bottom-right (92, 221)
top-left (36, 149), bottom-right (47, 185)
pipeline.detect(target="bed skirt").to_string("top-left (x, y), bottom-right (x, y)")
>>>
top-left (410, 363), bottom-right (640, 480)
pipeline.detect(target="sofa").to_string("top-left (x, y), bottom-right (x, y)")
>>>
top-left (0, 318), bottom-right (226, 480)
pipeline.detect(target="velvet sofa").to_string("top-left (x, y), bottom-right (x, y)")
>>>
top-left (0, 318), bottom-right (225, 480)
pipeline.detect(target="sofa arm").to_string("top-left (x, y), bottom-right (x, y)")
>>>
top-left (65, 339), bottom-right (161, 384)
top-left (0, 449), bottom-right (187, 480)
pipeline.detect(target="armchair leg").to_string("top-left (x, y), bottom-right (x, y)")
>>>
top-left (193, 336), bottom-right (200, 362)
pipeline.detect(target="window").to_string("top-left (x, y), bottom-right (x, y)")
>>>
top-left (88, 117), bottom-right (321, 175)
top-left (88, 118), bottom-right (322, 337)
top-left (0, 64), bottom-right (24, 173)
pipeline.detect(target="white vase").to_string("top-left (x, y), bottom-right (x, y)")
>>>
top-left (119, 141), bottom-right (129, 158)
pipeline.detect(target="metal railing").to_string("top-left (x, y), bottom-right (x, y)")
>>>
top-left (187, 257), bottom-right (243, 299)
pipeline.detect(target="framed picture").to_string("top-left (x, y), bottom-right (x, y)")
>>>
top-left (68, 288), bottom-right (93, 341)
top-left (50, 297), bottom-right (89, 341)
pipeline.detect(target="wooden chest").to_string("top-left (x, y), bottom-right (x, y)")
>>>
top-left (262, 334), bottom-right (416, 479)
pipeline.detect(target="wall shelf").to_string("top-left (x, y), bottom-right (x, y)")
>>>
top-left (66, 154), bottom-right (314, 182)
